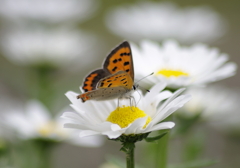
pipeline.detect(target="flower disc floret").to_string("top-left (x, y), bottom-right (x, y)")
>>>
top-left (157, 69), bottom-right (189, 78)
top-left (107, 106), bottom-right (152, 128)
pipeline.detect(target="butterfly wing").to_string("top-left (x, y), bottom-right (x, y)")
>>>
top-left (103, 41), bottom-right (134, 80)
top-left (82, 69), bottom-right (110, 92)
top-left (96, 71), bottom-right (134, 90)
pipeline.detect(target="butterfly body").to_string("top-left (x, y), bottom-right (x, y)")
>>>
top-left (77, 41), bottom-right (135, 103)
top-left (78, 84), bottom-right (134, 102)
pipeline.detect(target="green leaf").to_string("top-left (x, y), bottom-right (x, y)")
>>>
top-left (145, 132), bottom-right (168, 142)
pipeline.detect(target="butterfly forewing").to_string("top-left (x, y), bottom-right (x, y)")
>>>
top-left (78, 41), bottom-right (135, 103)
top-left (82, 69), bottom-right (110, 92)
top-left (97, 71), bottom-right (134, 90)
top-left (103, 41), bottom-right (134, 80)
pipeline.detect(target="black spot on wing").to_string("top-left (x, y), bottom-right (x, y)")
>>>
top-left (103, 41), bottom-right (131, 73)
top-left (112, 66), bottom-right (117, 72)
top-left (124, 62), bottom-right (129, 66)
top-left (120, 52), bottom-right (130, 57)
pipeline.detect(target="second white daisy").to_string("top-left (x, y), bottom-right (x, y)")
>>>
top-left (132, 40), bottom-right (237, 89)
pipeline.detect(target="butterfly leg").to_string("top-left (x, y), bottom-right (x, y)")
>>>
top-left (130, 96), bottom-right (136, 107)
top-left (129, 98), bottom-right (134, 111)
top-left (132, 96), bottom-right (137, 107)
top-left (128, 96), bottom-right (136, 111)
top-left (117, 98), bottom-right (120, 110)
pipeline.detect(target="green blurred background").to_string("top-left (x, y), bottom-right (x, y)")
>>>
top-left (0, 0), bottom-right (239, 168)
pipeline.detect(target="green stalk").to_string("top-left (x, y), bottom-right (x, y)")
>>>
top-left (28, 64), bottom-right (56, 113)
top-left (33, 139), bottom-right (56, 168)
top-left (126, 144), bottom-right (135, 168)
top-left (155, 132), bottom-right (169, 168)
top-left (37, 144), bottom-right (51, 168)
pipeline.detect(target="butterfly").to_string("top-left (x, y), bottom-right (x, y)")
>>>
top-left (77, 41), bottom-right (136, 103)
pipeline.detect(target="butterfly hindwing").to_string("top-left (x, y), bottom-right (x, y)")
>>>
top-left (103, 41), bottom-right (134, 80)
top-left (97, 71), bottom-right (134, 90)
top-left (82, 69), bottom-right (110, 92)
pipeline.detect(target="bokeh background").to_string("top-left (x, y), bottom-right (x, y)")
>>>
top-left (0, 0), bottom-right (239, 168)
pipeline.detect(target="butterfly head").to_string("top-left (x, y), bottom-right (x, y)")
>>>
top-left (133, 84), bottom-right (138, 90)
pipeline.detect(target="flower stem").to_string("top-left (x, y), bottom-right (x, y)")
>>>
top-left (126, 143), bottom-right (135, 168)
top-left (33, 139), bottom-right (56, 168)
top-left (155, 132), bottom-right (169, 168)
top-left (112, 134), bottom-right (149, 168)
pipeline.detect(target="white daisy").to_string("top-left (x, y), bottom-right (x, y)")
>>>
top-left (105, 2), bottom-right (226, 43)
top-left (132, 40), bottom-right (237, 89)
top-left (0, 0), bottom-right (98, 23)
top-left (1, 100), bottom-right (103, 147)
top-left (61, 83), bottom-right (191, 139)
top-left (1, 28), bottom-right (95, 67)
top-left (179, 86), bottom-right (240, 133)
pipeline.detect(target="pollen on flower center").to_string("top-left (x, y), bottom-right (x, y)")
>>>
top-left (37, 122), bottom-right (60, 136)
top-left (106, 106), bottom-right (152, 128)
top-left (157, 69), bottom-right (189, 77)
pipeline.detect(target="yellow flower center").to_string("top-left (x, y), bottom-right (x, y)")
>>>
top-left (157, 69), bottom-right (189, 77)
top-left (106, 106), bottom-right (152, 128)
top-left (37, 121), bottom-right (63, 137)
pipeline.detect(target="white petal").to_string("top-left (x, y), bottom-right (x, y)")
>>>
top-left (144, 82), bottom-right (167, 101)
top-left (26, 100), bottom-right (50, 125)
top-left (68, 134), bottom-right (104, 147)
top-left (111, 124), bottom-right (122, 131)
top-left (79, 130), bottom-right (100, 137)
top-left (65, 91), bottom-right (80, 105)
top-left (64, 123), bottom-right (89, 130)
top-left (152, 95), bottom-right (191, 125)
top-left (143, 122), bottom-right (175, 133)
top-left (144, 90), bottom-right (173, 117)
top-left (124, 117), bottom-right (148, 135)
top-left (102, 130), bottom-right (123, 139)
top-left (155, 88), bottom-right (185, 117)
top-left (61, 111), bottom-right (82, 121)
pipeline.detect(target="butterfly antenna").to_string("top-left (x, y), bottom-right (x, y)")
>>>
top-left (135, 89), bottom-right (142, 106)
top-left (135, 72), bottom-right (154, 84)
top-left (138, 85), bottom-right (150, 92)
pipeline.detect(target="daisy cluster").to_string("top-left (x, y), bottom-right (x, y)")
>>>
top-left (180, 86), bottom-right (240, 134)
top-left (0, 0), bottom-right (98, 68)
top-left (62, 39), bottom-right (237, 141)
top-left (105, 2), bottom-right (226, 43)
top-left (1, 28), bottom-right (94, 67)
top-left (1, 100), bottom-right (103, 147)
top-left (0, 0), bottom-right (98, 24)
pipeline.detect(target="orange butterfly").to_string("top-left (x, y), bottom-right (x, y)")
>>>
top-left (77, 41), bottom-right (136, 102)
